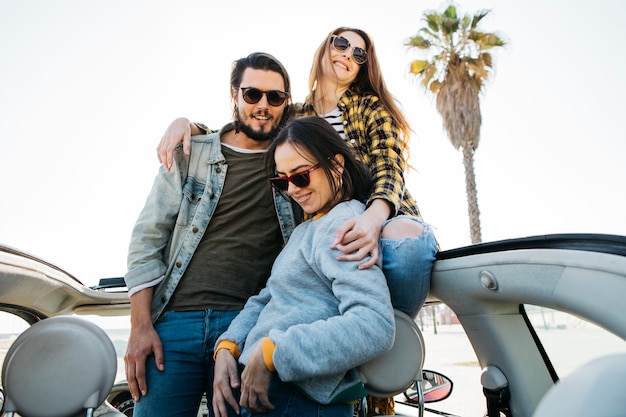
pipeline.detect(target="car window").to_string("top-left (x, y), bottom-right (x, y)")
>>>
top-left (0, 312), bottom-right (30, 386)
top-left (524, 305), bottom-right (626, 378)
top-left (408, 305), bottom-right (485, 417)
top-left (80, 315), bottom-right (130, 382)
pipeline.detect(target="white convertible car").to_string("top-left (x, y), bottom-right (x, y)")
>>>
top-left (1, 233), bottom-right (626, 417)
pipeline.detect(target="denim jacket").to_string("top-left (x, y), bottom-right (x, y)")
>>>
top-left (125, 124), bottom-right (298, 323)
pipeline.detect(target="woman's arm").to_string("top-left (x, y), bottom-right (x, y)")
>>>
top-left (215, 285), bottom-right (272, 349)
top-left (156, 117), bottom-right (206, 171)
top-left (333, 95), bottom-right (407, 267)
top-left (359, 98), bottom-right (407, 217)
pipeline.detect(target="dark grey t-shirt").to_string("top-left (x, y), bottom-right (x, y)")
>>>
top-left (169, 144), bottom-right (283, 311)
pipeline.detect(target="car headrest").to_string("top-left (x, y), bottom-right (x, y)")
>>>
top-left (2, 316), bottom-right (117, 417)
top-left (533, 353), bottom-right (626, 417)
top-left (358, 309), bottom-right (425, 397)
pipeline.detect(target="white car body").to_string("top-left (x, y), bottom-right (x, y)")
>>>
top-left (2, 233), bottom-right (625, 417)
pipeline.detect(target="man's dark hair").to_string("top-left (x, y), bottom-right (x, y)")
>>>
top-left (231, 52), bottom-right (294, 130)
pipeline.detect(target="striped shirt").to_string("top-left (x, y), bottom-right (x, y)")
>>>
top-left (321, 107), bottom-right (346, 140)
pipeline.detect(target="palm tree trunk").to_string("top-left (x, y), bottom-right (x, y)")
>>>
top-left (462, 146), bottom-right (482, 243)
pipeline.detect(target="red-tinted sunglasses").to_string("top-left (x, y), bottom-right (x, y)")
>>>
top-left (269, 164), bottom-right (320, 191)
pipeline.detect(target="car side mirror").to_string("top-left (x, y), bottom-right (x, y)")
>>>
top-left (404, 369), bottom-right (453, 404)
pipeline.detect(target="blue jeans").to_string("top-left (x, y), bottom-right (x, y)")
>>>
top-left (134, 309), bottom-right (240, 417)
top-left (241, 374), bottom-right (353, 417)
top-left (381, 216), bottom-right (438, 318)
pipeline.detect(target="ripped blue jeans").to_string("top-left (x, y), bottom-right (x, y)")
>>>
top-left (381, 216), bottom-right (438, 318)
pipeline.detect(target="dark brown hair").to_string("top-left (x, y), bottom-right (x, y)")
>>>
top-left (230, 52), bottom-right (294, 129)
top-left (267, 116), bottom-right (372, 205)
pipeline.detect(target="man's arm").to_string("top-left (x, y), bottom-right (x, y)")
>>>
top-left (124, 287), bottom-right (164, 402)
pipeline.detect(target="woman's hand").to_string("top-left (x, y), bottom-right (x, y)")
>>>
top-left (239, 344), bottom-right (275, 413)
top-left (332, 200), bottom-right (391, 269)
top-left (213, 349), bottom-right (242, 417)
top-left (156, 117), bottom-right (193, 171)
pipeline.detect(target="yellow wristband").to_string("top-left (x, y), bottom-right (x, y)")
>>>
top-left (261, 337), bottom-right (276, 372)
top-left (214, 340), bottom-right (240, 361)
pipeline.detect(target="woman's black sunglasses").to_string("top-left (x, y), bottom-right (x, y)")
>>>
top-left (269, 164), bottom-right (320, 191)
top-left (240, 87), bottom-right (289, 106)
top-left (330, 35), bottom-right (368, 65)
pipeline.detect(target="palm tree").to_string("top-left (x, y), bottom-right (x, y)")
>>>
top-left (407, 4), bottom-right (505, 244)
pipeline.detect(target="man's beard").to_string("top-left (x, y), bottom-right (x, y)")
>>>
top-left (235, 111), bottom-right (283, 142)
top-left (237, 121), bottom-right (281, 142)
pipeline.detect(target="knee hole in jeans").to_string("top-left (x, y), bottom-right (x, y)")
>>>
top-left (382, 217), bottom-right (424, 239)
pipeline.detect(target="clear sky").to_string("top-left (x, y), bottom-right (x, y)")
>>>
top-left (1, 0), bottom-right (625, 287)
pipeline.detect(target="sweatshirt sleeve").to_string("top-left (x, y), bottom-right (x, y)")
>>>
top-left (216, 285), bottom-right (272, 350)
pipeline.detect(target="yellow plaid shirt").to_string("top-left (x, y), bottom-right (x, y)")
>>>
top-left (296, 89), bottom-right (421, 218)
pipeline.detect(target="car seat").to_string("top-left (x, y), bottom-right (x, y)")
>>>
top-left (358, 309), bottom-right (425, 413)
top-left (1, 316), bottom-right (118, 417)
top-left (532, 353), bottom-right (626, 417)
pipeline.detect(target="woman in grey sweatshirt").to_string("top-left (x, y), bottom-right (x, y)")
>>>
top-left (212, 116), bottom-right (395, 417)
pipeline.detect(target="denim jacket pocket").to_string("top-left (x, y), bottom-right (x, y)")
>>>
top-left (178, 177), bottom-right (205, 226)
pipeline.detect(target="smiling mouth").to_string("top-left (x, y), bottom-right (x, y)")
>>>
top-left (253, 111), bottom-right (271, 121)
top-left (333, 60), bottom-right (349, 71)
top-left (293, 193), bottom-right (311, 204)
top-left (252, 110), bottom-right (271, 120)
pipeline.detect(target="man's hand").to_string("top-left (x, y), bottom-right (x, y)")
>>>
top-left (157, 117), bottom-right (193, 171)
top-left (213, 349), bottom-right (242, 417)
top-left (124, 322), bottom-right (164, 402)
top-left (124, 288), bottom-right (164, 402)
top-left (239, 344), bottom-right (275, 413)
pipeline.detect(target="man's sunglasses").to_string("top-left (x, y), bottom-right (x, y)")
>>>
top-left (240, 87), bottom-right (289, 107)
top-left (330, 35), bottom-right (368, 65)
top-left (269, 164), bottom-right (320, 191)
